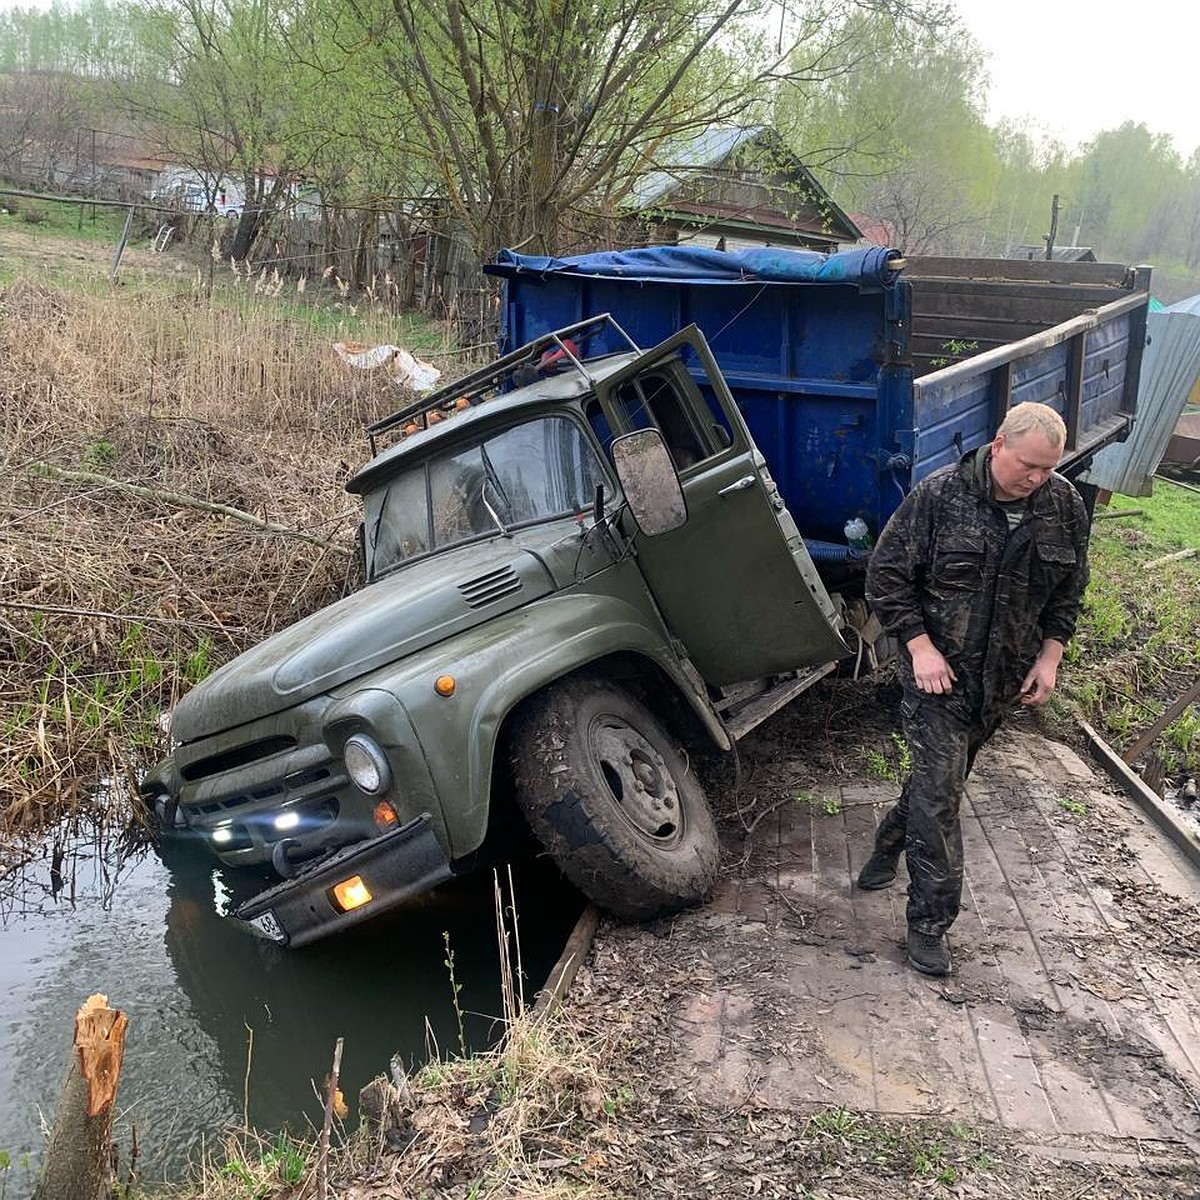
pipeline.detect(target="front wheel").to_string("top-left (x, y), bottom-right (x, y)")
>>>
top-left (511, 676), bottom-right (720, 920)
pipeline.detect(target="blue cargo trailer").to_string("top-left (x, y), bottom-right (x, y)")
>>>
top-left (486, 247), bottom-right (1151, 546)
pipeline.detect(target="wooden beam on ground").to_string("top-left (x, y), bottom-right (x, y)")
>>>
top-left (1143, 548), bottom-right (1199, 570)
top-left (1078, 716), bottom-right (1200, 872)
top-left (533, 904), bottom-right (600, 1022)
top-left (1120, 676), bottom-right (1200, 765)
top-left (33, 994), bottom-right (128, 1200)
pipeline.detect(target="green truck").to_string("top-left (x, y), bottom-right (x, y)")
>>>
top-left (142, 247), bottom-right (1150, 946)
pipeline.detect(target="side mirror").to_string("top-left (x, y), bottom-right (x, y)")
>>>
top-left (611, 429), bottom-right (687, 536)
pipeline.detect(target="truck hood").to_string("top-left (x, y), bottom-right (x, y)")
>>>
top-left (171, 544), bottom-right (556, 743)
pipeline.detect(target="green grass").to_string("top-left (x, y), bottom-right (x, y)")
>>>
top-left (864, 731), bottom-right (912, 785)
top-left (799, 790), bottom-right (842, 816)
top-left (803, 1108), bottom-right (997, 1191)
top-left (0, 196), bottom-right (133, 242)
top-left (1062, 480), bottom-right (1200, 774)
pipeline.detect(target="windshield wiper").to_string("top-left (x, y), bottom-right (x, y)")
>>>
top-left (369, 487), bottom-right (391, 570)
top-left (479, 444), bottom-right (511, 509)
top-left (478, 445), bottom-right (512, 536)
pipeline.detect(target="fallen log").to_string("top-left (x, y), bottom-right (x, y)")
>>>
top-left (1143, 547), bottom-right (1199, 570)
top-left (32, 462), bottom-right (351, 554)
top-left (33, 994), bottom-right (128, 1200)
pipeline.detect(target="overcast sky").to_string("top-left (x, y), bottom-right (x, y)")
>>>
top-left (953, 0), bottom-right (1198, 159)
top-left (1, 0), bottom-right (1196, 159)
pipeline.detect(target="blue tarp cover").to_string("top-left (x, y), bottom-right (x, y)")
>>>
top-left (488, 245), bottom-right (902, 290)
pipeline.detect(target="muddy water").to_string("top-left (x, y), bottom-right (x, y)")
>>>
top-left (0, 824), bottom-right (583, 1187)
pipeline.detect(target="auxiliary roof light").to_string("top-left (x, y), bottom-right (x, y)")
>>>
top-left (332, 875), bottom-right (372, 912)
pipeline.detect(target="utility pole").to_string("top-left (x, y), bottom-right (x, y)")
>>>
top-left (1044, 193), bottom-right (1060, 261)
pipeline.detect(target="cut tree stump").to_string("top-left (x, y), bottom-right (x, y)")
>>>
top-left (33, 994), bottom-right (128, 1200)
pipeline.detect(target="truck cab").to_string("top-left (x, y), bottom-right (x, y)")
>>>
top-left (143, 316), bottom-right (847, 946)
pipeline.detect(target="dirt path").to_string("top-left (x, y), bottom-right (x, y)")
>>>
top-left (552, 706), bottom-right (1200, 1198)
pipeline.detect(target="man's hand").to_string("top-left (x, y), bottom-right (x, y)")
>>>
top-left (1020, 639), bottom-right (1065, 706)
top-left (907, 634), bottom-right (957, 694)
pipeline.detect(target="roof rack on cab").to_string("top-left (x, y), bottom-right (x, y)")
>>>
top-left (366, 312), bottom-right (642, 456)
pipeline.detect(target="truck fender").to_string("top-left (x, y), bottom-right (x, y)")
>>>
top-left (393, 594), bottom-right (729, 860)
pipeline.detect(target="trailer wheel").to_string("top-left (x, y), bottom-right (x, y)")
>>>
top-left (511, 676), bottom-right (719, 919)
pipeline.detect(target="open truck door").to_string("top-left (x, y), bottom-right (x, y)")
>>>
top-left (598, 327), bottom-right (849, 687)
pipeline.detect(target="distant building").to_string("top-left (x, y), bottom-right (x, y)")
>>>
top-left (1012, 245), bottom-right (1097, 262)
top-left (848, 214), bottom-right (899, 250)
top-left (626, 127), bottom-right (861, 253)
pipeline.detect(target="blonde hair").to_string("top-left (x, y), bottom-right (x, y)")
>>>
top-left (996, 402), bottom-right (1066, 449)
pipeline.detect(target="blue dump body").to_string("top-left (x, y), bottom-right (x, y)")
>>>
top-left (486, 248), bottom-right (1150, 546)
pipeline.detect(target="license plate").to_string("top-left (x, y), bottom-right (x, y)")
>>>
top-left (246, 910), bottom-right (287, 943)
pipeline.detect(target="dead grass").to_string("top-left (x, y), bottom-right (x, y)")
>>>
top-left (0, 267), bottom-right (451, 846)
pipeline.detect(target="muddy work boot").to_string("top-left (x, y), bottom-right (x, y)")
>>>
top-left (856, 849), bottom-right (900, 890)
top-left (907, 929), bottom-right (951, 977)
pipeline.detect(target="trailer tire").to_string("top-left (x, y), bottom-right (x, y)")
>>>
top-left (511, 676), bottom-right (720, 920)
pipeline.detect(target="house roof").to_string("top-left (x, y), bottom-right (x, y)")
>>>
top-left (849, 214), bottom-right (897, 247)
top-left (629, 126), bottom-right (759, 209)
top-left (1166, 291), bottom-right (1200, 315)
top-left (628, 125), bottom-right (862, 243)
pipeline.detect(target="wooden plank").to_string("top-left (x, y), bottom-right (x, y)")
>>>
top-left (1065, 331), bottom-right (1086, 450)
top-left (1120, 677), bottom-right (1200, 765)
top-left (961, 786), bottom-right (1123, 1136)
top-left (912, 285), bottom-right (1129, 318)
top-left (725, 662), bottom-right (837, 740)
top-left (914, 292), bottom-right (1146, 396)
top-left (824, 788), bottom-right (997, 1121)
top-left (987, 741), bottom-right (1200, 1142)
top-left (906, 256), bottom-right (1133, 287)
top-left (533, 904), bottom-right (601, 1020)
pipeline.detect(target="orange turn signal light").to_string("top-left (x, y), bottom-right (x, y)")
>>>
top-left (373, 800), bottom-right (398, 828)
top-left (332, 875), bottom-right (372, 912)
top-left (434, 675), bottom-right (456, 697)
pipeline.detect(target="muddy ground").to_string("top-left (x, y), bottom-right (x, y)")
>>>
top-left (348, 681), bottom-right (1200, 1200)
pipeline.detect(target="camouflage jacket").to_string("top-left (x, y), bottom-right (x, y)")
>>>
top-left (865, 445), bottom-right (1090, 717)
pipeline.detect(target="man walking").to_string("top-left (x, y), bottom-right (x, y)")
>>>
top-left (858, 403), bottom-right (1090, 976)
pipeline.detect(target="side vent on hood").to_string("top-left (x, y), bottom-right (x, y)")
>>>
top-left (458, 565), bottom-right (523, 609)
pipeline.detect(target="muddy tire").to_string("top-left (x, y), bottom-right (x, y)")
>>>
top-left (511, 676), bottom-right (720, 920)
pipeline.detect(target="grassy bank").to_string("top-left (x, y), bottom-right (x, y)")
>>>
top-left (1056, 483), bottom-right (1200, 778)
top-left (0, 226), bottom-right (454, 854)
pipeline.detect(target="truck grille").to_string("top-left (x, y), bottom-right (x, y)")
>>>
top-left (182, 735), bottom-right (297, 782)
top-left (458, 565), bottom-right (522, 608)
top-left (191, 766), bottom-right (333, 815)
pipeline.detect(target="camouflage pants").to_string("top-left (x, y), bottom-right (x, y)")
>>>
top-left (871, 692), bottom-right (1004, 935)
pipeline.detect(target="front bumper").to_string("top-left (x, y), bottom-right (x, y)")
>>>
top-left (235, 814), bottom-right (452, 947)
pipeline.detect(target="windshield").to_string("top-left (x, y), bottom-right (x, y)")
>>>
top-left (363, 415), bottom-right (609, 577)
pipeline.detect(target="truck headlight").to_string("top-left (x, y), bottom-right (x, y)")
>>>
top-left (343, 734), bottom-right (391, 796)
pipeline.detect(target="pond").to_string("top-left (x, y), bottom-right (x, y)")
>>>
top-left (0, 820), bottom-right (584, 1189)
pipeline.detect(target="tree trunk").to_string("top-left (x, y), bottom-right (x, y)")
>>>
top-left (33, 994), bottom-right (128, 1200)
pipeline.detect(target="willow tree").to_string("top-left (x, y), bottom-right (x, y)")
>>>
top-left (776, 7), bottom-right (994, 254)
top-left (361, 0), bottom-right (948, 259)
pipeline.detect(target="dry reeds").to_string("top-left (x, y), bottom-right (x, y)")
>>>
top-left (0, 271), bottom-right (444, 847)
